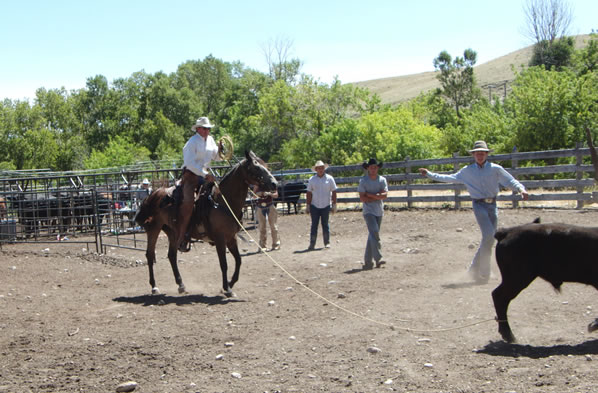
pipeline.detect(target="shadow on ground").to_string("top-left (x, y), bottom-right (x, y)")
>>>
top-left (476, 339), bottom-right (598, 358)
top-left (113, 293), bottom-right (246, 307)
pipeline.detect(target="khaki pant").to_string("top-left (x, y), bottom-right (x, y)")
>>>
top-left (256, 204), bottom-right (279, 248)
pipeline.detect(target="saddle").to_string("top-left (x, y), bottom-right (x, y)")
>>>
top-left (160, 180), bottom-right (218, 248)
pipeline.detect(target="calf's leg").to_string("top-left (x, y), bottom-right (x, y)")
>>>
top-left (492, 273), bottom-right (536, 343)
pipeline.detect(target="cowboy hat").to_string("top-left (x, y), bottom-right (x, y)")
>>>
top-left (191, 117), bottom-right (215, 131)
top-left (141, 178), bottom-right (150, 185)
top-left (468, 140), bottom-right (493, 153)
top-left (311, 160), bottom-right (329, 172)
top-left (362, 158), bottom-right (383, 169)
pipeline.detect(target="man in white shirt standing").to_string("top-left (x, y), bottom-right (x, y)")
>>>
top-left (306, 160), bottom-right (337, 250)
top-left (176, 117), bottom-right (221, 252)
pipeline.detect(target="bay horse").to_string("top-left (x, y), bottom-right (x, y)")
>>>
top-left (134, 150), bottom-right (277, 297)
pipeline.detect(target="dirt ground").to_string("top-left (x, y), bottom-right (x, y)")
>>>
top-left (2, 207), bottom-right (598, 393)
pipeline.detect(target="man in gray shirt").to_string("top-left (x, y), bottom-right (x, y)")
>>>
top-left (358, 158), bottom-right (388, 270)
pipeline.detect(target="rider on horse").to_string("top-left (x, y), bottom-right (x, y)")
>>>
top-left (176, 117), bottom-right (222, 252)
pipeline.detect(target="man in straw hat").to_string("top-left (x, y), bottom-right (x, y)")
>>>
top-left (176, 116), bottom-right (222, 252)
top-left (306, 160), bottom-right (337, 250)
top-left (358, 158), bottom-right (388, 270)
top-left (253, 179), bottom-right (280, 252)
top-left (419, 140), bottom-right (529, 284)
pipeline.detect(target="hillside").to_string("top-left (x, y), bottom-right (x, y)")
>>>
top-left (352, 34), bottom-right (592, 105)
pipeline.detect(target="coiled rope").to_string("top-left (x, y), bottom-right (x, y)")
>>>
top-left (218, 135), bottom-right (234, 161)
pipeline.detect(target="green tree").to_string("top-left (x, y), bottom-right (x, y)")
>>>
top-left (174, 55), bottom-right (233, 120)
top-left (34, 88), bottom-right (85, 170)
top-left (262, 36), bottom-right (302, 85)
top-left (572, 34), bottom-right (598, 75)
top-left (219, 67), bottom-right (270, 156)
top-left (405, 91), bottom-right (459, 130)
top-left (138, 111), bottom-right (185, 160)
top-left (440, 101), bottom-right (514, 155)
top-left (84, 135), bottom-right (151, 169)
top-left (73, 75), bottom-right (120, 150)
top-left (353, 108), bottom-right (443, 164)
top-left (504, 66), bottom-right (598, 151)
top-left (433, 49), bottom-right (480, 118)
top-left (529, 36), bottom-right (575, 70)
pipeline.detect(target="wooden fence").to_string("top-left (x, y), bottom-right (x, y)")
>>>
top-left (274, 144), bottom-right (598, 210)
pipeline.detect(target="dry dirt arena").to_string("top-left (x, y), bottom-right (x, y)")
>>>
top-left (3, 207), bottom-right (598, 393)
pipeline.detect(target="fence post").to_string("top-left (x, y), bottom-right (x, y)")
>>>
top-left (511, 154), bottom-right (519, 209)
top-left (92, 188), bottom-right (102, 253)
top-left (453, 153), bottom-right (461, 209)
top-left (405, 156), bottom-right (412, 208)
top-left (575, 142), bottom-right (584, 209)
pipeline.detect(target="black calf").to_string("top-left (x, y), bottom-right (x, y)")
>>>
top-left (492, 219), bottom-right (598, 342)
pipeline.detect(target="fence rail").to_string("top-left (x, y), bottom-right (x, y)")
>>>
top-left (1, 146), bottom-right (597, 250)
top-left (275, 144), bottom-right (598, 210)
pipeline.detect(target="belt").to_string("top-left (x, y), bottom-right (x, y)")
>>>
top-left (473, 198), bottom-right (496, 204)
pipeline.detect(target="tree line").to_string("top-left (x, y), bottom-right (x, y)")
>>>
top-left (0, 34), bottom-right (596, 173)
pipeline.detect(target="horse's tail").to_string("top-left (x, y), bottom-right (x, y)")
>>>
top-left (135, 190), bottom-right (165, 227)
top-left (134, 200), bottom-right (152, 227)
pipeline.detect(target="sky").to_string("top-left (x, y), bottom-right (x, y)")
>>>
top-left (1, 0), bottom-right (597, 102)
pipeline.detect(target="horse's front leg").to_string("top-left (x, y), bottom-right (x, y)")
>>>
top-left (215, 241), bottom-right (234, 297)
top-left (165, 227), bottom-right (186, 294)
top-left (227, 237), bottom-right (242, 290)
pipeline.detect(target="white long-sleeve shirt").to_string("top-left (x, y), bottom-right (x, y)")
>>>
top-left (182, 134), bottom-right (219, 176)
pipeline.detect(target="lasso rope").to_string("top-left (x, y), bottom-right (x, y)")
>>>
top-left (218, 135), bottom-right (234, 161)
top-left (210, 169), bottom-right (495, 334)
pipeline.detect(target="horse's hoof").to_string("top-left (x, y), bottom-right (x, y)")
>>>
top-left (178, 286), bottom-right (187, 294)
top-left (151, 287), bottom-right (160, 295)
top-left (223, 290), bottom-right (236, 298)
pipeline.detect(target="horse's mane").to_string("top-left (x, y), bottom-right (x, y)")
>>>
top-left (217, 158), bottom-right (247, 189)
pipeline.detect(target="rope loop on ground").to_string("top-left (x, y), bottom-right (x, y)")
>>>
top-left (211, 178), bottom-right (496, 334)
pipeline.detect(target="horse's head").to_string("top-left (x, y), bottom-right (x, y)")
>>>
top-left (244, 150), bottom-right (278, 192)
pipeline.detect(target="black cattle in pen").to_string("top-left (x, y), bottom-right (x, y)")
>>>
top-left (9, 193), bottom-right (71, 236)
top-left (274, 181), bottom-right (307, 214)
top-left (72, 191), bottom-right (110, 232)
top-left (492, 218), bottom-right (598, 343)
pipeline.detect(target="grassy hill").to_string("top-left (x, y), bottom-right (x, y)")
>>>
top-left (351, 35), bottom-right (592, 105)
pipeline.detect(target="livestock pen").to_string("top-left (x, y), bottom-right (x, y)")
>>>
top-left (0, 166), bottom-right (184, 252)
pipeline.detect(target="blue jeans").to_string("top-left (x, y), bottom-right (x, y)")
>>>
top-left (363, 214), bottom-right (383, 265)
top-left (309, 205), bottom-right (331, 246)
top-left (471, 200), bottom-right (498, 279)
